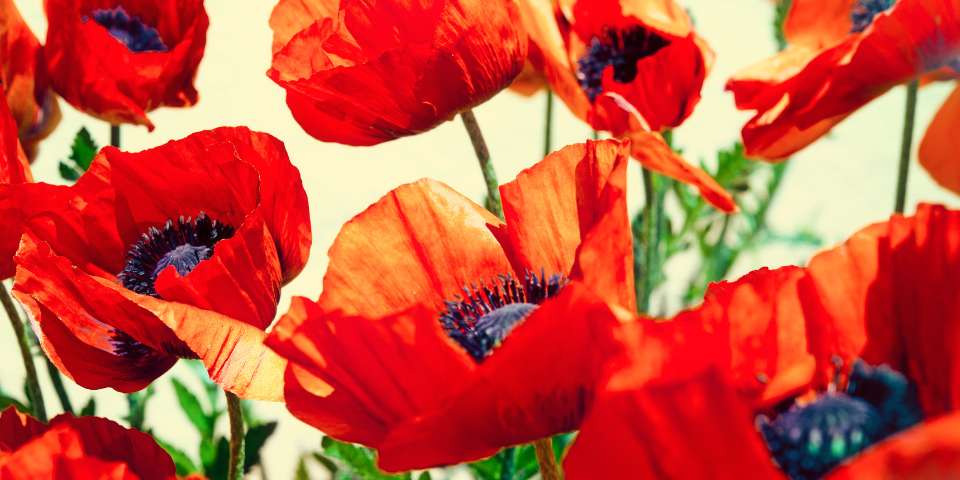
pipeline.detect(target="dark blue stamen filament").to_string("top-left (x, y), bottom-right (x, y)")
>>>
top-left (119, 212), bottom-right (234, 297)
top-left (87, 6), bottom-right (168, 53)
top-left (850, 0), bottom-right (895, 33)
top-left (439, 270), bottom-right (568, 362)
top-left (758, 361), bottom-right (922, 480)
top-left (576, 27), bottom-right (670, 102)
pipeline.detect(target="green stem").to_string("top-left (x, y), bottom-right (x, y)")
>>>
top-left (894, 80), bottom-right (919, 214)
top-left (543, 90), bottom-right (554, 157)
top-left (1, 282), bottom-right (46, 421)
top-left (637, 168), bottom-right (657, 313)
top-left (460, 110), bottom-right (503, 219)
top-left (110, 124), bottom-right (121, 148)
top-left (226, 391), bottom-right (246, 480)
top-left (44, 357), bottom-right (73, 415)
top-left (532, 438), bottom-right (562, 480)
top-left (499, 447), bottom-right (516, 480)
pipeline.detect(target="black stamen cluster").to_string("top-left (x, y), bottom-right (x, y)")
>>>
top-left (118, 212), bottom-right (234, 297)
top-left (577, 26), bottom-right (671, 101)
top-left (758, 360), bottom-right (922, 480)
top-left (89, 6), bottom-right (168, 52)
top-left (439, 270), bottom-right (568, 362)
top-left (850, 0), bottom-right (895, 33)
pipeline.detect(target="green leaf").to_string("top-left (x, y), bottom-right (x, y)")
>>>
top-left (243, 421), bottom-right (278, 472)
top-left (294, 456), bottom-right (311, 480)
top-left (69, 127), bottom-right (98, 170)
top-left (417, 473), bottom-right (432, 480)
top-left (203, 436), bottom-right (230, 480)
top-left (79, 397), bottom-right (96, 416)
top-left (200, 436), bottom-right (218, 474)
top-left (773, 0), bottom-right (792, 51)
top-left (58, 162), bottom-right (81, 181)
top-left (321, 437), bottom-right (411, 480)
top-left (171, 378), bottom-right (212, 438)
top-left (0, 393), bottom-right (29, 413)
top-left (155, 437), bottom-right (200, 476)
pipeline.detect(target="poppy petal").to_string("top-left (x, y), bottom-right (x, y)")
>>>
top-left (563, 316), bottom-right (783, 480)
top-left (498, 139), bottom-right (634, 309)
top-left (268, 0), bottom-right (527, 145)
top-left (627, 130), bottom-right (737, 212)
top-left (375, 282), bottom-right (623, 471)
top-left (782, 0), bottom-right (856, 49)
top-left (919, 83), bottom-right (960, 195)
top-left (728, 0), bottom-right (960, 158)
top-left (44, 0), bottom-right (208, 127)
top-left (0, 407), bottom-right (45, 452)
top-left (267, 298), bottom-right (475, 448)
top-left (316, 178), bottom-right (512, 319)
top-left (694, 266), bottom-right (817, 407)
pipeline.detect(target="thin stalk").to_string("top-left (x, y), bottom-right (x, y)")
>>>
top-left (110, 124), bottom-right (121, 148)
top-left (499, 447), bottom-right (516, 480)
top-left (44, 357), bottom-right (73, 414)
top-left (532, 438), bottom-right (562, 480)
top-left (226, 391), bottom-right (246, 480)
top-left (1, 282), bottom-right (46, 421)
top-left (894, 80), bottom-right (919, 214)
top-left (543, 90), bottom-right (554, 157)
top-left (637, 168), bottom-right (656, 313)
top-left (460, 110), bottom-right (503, 219)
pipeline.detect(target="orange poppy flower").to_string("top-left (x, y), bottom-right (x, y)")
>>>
top-left (564, 203), bottom-right (960, 479)
top-left (919, 83), bottom-right (960, 194)
top-left (44, 0), bottom-right (208, 129)
top-left (1, 0), bottom-right (60, 160)
top-left (10, 127), bottom-right (311, 400)
top-left (0, 407), bottom-right (177, 479)
top-left (267, 0), bottom-right (527, 146)
top-left (728, 0), bottom-right (960, 159)
top-left (516, 0), bottom-right (735, 212)
top-left (266, 139), bottom-right (634, 471)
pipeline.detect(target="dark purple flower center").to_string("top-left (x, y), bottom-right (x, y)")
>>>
top-left (439, 270), bottom-right (568, 362)
top-left (850, 0), bottom-right (895, 33)
top-left (88, 6), bottom-right (168, 53)
top-left (118, 212), bottom-right (234, 297)
top-left (758, 361), bottom-right (922, 480)
top-left (576, 27), bottom-right (670, 102)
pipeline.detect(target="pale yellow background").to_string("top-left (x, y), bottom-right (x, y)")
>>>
top-left (3, 0), bottom-right (958, 478)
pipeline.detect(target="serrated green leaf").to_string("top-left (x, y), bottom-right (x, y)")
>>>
top-left (202, 436), bottom-right (230, 480)
top-left (0, 393), bottom-right (29, 413)
top-left (416, 472), bottom-right (432, 480)
top-left (58, 162), bottom-right (81, 181)
top-left (243, 421), bottom-right (278, 472)
top-left (79, 397), bottom-right (96, 416)
top-left (124, 385), bottom-right (154, 430)
top-left (69, 127), bottom-right (98, 170)
top-left (155, 437), bottom-right (200, 476)
top-left (200, 436), bottom-right (217, 473)
top-left (171, 378), bottom-right (212, 438)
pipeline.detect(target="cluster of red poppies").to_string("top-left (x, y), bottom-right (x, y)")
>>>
top-left (2, 0), bottom-right (960, 479)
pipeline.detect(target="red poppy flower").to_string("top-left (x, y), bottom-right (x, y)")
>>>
top-left (267, 0), bottom-right (527, 146)
top-left (44, 0), bottom-right (208, 129)
top-left (727, 0), bottom-right (960, 159)
top-left (0, 407), bottom-right (176, 479)
top-left (515, 0), bottom-right (735, 212)
top-left (266, 139), bottom-right (634, 471)
top-left (564, 203), bottom-right (960, 479)
top-left (1, 0), bottom-right (60, 160)
top-left (10, 127), bottom-right (311, 400)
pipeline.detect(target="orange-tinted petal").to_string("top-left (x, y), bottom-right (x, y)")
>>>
top-left (627, 130), bottom-right (737, 212)
top-left (0, 84), bottom-right (29, 185)
top-left (0, 0), bottom-right (60, 160)
top-left (827, 412), bottom-right (960, 479)
top-left (692, 266), bottom-right (816, 408)
top-left (316, 179), bottom-right (511, 319)
top-left (268, 0), bottom-right (526, 145)
top-left (729, 0), bottom-right (960, 159)
top-left (498, 139), bottom-right (634, 309)
top-left (919, 83), bottom-right (960, 194)
top-left (564, 315), bottom-right (783, 480)
top-left (375, 282), bottom-right (624, 471)
top-left (507, 61), bottom-right (548, 96)
top-left (783, 0), bottom-right (857, 49)
top-left (268, 299), bottom-right (475, 448)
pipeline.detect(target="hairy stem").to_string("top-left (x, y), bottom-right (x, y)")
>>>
top-left (460, 110), bottom-right (503, 219)
top-left (1, 282), bottom-right (46, 421)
